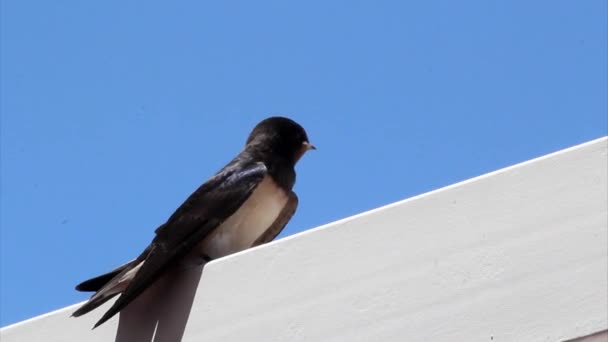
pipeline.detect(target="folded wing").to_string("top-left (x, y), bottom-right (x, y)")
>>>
top-left (73, 161), bottom-right (268, 328)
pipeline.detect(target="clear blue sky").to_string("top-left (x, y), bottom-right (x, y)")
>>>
top-left (1, 0), bottom-right (606, 327)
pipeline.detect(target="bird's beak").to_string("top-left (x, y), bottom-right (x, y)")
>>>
top-left (295, 141), bottom-right (316, 162)
top-left (303, 141), bottom-right (316, 151)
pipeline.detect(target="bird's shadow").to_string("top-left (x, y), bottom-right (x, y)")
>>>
top-left (114, 263), bottom-right (205, 342)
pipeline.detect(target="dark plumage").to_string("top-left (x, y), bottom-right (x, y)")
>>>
top-left (73, 117), bottom-right (314, 328)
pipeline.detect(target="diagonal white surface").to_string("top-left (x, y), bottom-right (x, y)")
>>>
top-left (2, 137), bottom-right (607, 342)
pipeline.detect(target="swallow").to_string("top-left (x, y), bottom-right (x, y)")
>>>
top-left (72, 116), bottom-right (315, 328)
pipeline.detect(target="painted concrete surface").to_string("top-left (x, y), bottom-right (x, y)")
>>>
top-left (2, 137), bottom-right (607, 342)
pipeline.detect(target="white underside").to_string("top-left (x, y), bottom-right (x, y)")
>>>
top-left (198, 175), bottom-right (288, 259)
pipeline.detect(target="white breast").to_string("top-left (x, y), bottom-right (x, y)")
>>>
top-left (198, 176), bottom-right (288, 259)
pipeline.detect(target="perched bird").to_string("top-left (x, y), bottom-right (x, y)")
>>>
top-left (73, 116), bottom-right (315, 328)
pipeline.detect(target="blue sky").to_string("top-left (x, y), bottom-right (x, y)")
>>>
top-left (1, 0), bottom-right (606, 327)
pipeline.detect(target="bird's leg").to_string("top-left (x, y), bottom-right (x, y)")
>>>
top-left (177, 252), bottom-right (213, 270)
top-left (199, 253), bottom-right (213, 264)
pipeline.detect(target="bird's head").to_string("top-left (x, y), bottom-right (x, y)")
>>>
top-left (246, 116), bottom-right (315, 165)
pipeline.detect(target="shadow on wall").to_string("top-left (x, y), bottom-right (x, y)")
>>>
top-left (563, 330), bottom-right (608, 342)
top-left (114, 264), bottom-right (205, 342)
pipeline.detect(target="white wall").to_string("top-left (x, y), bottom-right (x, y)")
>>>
top-left (2, 137), bottom-right (607, 342)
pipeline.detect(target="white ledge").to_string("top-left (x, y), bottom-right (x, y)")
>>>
top-left (2, 137), bottom-right (607, 342)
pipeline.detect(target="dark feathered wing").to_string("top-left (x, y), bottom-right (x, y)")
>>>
top-left (73, 161), bottom-right (268, 328)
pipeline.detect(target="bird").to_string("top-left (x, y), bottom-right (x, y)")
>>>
top-left (72, 116), bottom-right (315, 328)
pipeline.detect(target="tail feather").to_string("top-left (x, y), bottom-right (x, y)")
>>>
top-left (72, 292), bottom-right (120, 318)
top-left (76, 270), bottom-right (122, 292)
top-left (75, 261), bottom-right (134, 292)
top-left (72, 260), bottom-right (139, 319)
